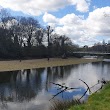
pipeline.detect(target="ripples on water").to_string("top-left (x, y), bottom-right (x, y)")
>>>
top-left (0, 61), bottom-right (110, 110)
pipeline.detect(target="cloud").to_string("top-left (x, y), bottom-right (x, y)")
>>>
top-left (43, 7), bottom-right (110, 46)
top-left (86, 7), bottom-right (110, 37)
top-left (54, 13), bottom-right (87, 43)
top-left (0, 0), bottom-right (90, 16)
top-left (59, 13), bottom-right (84, 26)
top-left (43, 12), bottom-right (59, 27)
top-left (68, 0), bottom-right (90, 12)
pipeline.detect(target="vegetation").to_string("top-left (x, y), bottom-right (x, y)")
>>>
top-left (69, 82), bottom-right (110, 110)
top-left (81, 40), bottom-right (110, 53)
top-left (0, 9), bottom-right (78, 60)
top-left (0, 9), bottom-right (110, 60)
top-left (49, 82), bottom-right (110, 110)
top-left (50, 100), bottom-right (81, 110)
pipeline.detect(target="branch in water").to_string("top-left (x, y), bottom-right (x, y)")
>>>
top-left (49, 82), bottom-right (80, 101)
top-left (79, 79), bottom-right (91, 94)
top-left (79, 88), bottom-right (89, 100)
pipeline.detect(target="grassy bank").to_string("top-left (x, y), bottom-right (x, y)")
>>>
top-left (69, 82), bottom-right (110, 110)
top-left (0, 58), bottom-right (102, 72)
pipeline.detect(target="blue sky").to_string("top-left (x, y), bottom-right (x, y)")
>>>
top-left (0, 0), bottom-right (110, 46)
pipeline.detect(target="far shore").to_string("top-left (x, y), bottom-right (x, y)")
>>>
top-left (0, 58), bottom-right (102, 72)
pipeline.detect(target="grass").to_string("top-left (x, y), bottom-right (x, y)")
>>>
top-left (50, 99), bottom-right (81, 110)
top-left (0, 58), bottom-right (102, 72)
top-left (69, 82), bottom-right (110, 110)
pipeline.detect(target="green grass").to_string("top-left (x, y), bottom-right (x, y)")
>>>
top-left (69, 83), bottom-right (110, 110)
top-left (0, 58), bottom-right (102, 72)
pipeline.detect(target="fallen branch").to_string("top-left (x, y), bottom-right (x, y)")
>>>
top-left (79, 87), bottom-right (89, 100)
top-left (79, 79), bottom-right (91, 94)
top-left (49, 78), bottom-right (108, 101)
top-left (49, 82), bottom-right (80, 101)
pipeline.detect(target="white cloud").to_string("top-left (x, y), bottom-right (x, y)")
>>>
top-left (86, 7), bottom-right (110, 37)
top-left (43, 7), bottom-right (110, 46)
top-left (0, 0), bottom-right (90, 16)
top-left (59, 13), bottom-right (84, 26)
top-left (68, 0), bottom-right (90, 12)
top-left (54, 13), bottom-right (87, 42)
top-left (43, 12), bottom-right (59, 27)
top-left (1, 1), bottom-right (110, 46)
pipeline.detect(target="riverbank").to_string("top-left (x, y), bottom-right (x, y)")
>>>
top-left (69, 82), bottom-right (110, 110)
top-left (0, 58), bottom-right (102, 72)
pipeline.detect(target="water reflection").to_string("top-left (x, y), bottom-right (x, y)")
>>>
top-left (0, 62), bottom-right (110, 110)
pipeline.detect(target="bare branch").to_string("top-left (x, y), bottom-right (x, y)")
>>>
top-left (50, 78), bottom-right (108, 101)
top-left (49, 88), bottom-right (67, 101)
top-left (79, 88), bottom-right (89, 100)
top-left (49, 82), bottom-right (80, 101)
top-left (90, 82), bottom-right (99, 89)
top-left (79, 79), bottom-right (91, 94)
top-left (50, 82), bottom-right (79, 90)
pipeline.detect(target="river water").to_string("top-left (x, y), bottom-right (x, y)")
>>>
top-left (0, 61), bottom-right (110, 110)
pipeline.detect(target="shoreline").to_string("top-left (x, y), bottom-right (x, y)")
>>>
top-left (0, 58), bottom-right (102, 72)
top-left (69, 82), bottom-right (110, 110)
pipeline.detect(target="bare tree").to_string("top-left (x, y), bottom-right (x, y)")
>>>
top-left (18, 17), bottom-right (40, 48)
top-left (35, 28), bottom-right (44, 46)
top-left (46, 26), bottom-right (53, 61)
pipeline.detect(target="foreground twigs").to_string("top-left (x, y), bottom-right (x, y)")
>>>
top-left (94, 78), bottom-right (107, 93)
top-left (78, 79), bottom-right (91, 101)
top-left (50, 78), bottom-right (108, 101)
top-left (90, 82), bottom-right (99, 89)
top-left (79, 79), bottom-right (91, 93)
top-left (49, 79), bottom-right (108, 110)
top-left (79, 78), bottom-right (107, 100)
top-left (79, 87), bottom-right (89, 101)
top-left (49, 82), bottom-right (80, 101)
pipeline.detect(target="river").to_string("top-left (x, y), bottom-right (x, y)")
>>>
top-left (0, 61), bottom-right (110, 110)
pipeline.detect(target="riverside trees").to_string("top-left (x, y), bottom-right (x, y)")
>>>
top-left (0, 9), bottom-right (74, 59)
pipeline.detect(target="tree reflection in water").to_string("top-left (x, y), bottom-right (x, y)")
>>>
top-left (0, 65), bottom-right (74, 109)
top-left (0, 69), bottom-right (45, 102)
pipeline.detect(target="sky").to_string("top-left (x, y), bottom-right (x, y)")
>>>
top-left (0, 0), bottom-right (110, 46)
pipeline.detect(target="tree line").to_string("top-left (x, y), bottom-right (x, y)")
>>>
top-left (1, 9), bottom-right (109, 60)
top-left (0, 9), bottom-right (78, 60)
top-left (82, 40), bottom-right (110, 53)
